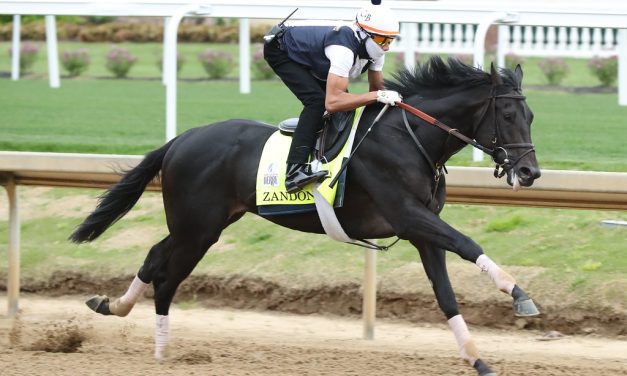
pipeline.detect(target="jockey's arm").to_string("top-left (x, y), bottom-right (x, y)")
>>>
top-left (368, 70), bottom-right (385, 92)
top-left (325, 73), bottom-right (378, 113)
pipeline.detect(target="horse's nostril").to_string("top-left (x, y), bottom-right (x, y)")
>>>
top-left (518, 166), bottom-right (541, 180)
top-left (518, 167), bottom-right (531, 179)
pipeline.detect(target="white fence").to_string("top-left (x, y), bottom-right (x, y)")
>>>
top-left (393, 23), bottom-right (619, 59)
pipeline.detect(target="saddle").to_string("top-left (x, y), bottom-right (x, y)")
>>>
top-left (278, 110), bottom-right (356, 162)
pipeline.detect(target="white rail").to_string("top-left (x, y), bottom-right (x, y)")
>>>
top-left (2, 151), bottom-right (627, 332)
top-left (393, 24), bottom-right (620, 59)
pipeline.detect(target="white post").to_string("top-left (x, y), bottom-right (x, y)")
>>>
top-left (45, 15), bottom-right (60, 88)
top-left (363, 249), bottom-right (377, 340)
top-left (496, 25), bottom-right (508, 68)
top-left (6, 176), bottom-right (20, 317)
top-left (11, 15), bottom-right (21, 81)
top-left (164, 5), bottom-right (211, 141)
top-left (619, 29), bottom-right (627, 106)
top-left (164, 15), bottom-right (177, 142)
top-left (162, 17), bottom-right (170, 86)
top-left (402, 22), bottom-right (418, 70)
top-left (239, 18), bottom-right (251, 94)
top-left (473, 12), bottom-right (519, 162)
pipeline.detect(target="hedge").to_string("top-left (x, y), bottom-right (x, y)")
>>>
top-left (0, 20), bottom-right (270, 43)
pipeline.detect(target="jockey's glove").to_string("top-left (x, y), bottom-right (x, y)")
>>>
top-left (376, 90), bottom-right (402, 106)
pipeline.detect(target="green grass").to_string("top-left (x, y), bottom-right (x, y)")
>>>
top-left (0, 42), bottom-right (625, 305)
top-left (0, 189), bottom-right (624, 296)
top-left (1, 43), bottom-right (625, 171)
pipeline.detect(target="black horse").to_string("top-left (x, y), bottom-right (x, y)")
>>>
top-left (71, 57), bottom-right (540, 376)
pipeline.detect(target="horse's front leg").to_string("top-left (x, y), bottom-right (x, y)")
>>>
top-left (414, 240), bottom-right (496, 376)
top-left (398, 206), bottom-right (539, 317)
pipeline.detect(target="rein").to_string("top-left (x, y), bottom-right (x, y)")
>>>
top-left (397, 92), bottom-right (535, 179)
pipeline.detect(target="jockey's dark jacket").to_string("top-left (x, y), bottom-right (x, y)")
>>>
top-left (281, 25), bottom-right (372, 81)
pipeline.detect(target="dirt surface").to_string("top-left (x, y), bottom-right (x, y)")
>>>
top-left (0, 295), bottom-right (625, 376)
top-left (1, 188), bottom-right (626, 375)
top-left (9, 270), bottom-right (626, 339)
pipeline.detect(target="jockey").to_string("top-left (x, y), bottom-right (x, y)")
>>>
top-left (264, 3), bottom-right (402, 193)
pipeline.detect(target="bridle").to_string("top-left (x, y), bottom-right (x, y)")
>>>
top-left (397, 89), bottom-right (535, 181)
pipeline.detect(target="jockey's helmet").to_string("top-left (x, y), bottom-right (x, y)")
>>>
top-left (355, 5), bottom-right (400, 37)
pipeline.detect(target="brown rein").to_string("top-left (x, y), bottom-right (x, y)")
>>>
top-left (396, 101), bottom-right (495, 157)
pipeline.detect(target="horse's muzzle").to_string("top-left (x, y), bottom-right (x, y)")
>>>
top-left (509, 165), bottom-right (541, 187)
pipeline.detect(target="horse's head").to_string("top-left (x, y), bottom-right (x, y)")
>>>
top-left (475, 64), bottom-right (541, 189)
top-left (384, 57), bottom-right (540, 189)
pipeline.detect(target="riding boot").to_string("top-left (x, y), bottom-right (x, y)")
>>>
top-left (285, 163), bottom-right (328, 193)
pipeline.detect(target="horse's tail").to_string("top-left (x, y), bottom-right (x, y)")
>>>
top-left (69, 139), bottom-right (175, 243)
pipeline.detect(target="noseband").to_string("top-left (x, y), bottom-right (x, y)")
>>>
top-left (397, 90), bottom-right (535, 180)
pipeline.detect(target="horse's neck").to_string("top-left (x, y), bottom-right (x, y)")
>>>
top-left (409, 86), bottom-right (491, 165)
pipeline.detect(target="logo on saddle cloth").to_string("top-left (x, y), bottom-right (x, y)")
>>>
top-left (256, 107), bottom-right (365, 215)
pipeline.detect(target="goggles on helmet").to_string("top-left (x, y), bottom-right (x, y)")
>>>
top-left (369, 33), bottom-right (395, 47)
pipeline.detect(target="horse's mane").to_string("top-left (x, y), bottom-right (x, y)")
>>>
top-left (384, 56), bottom-right (518, 99)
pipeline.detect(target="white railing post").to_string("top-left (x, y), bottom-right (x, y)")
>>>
top-left (619, 29), bottom-right (627, 106)
top-left (363, 248), bottom-right (377, 340)
top-left (420, 23), bottom-right (430, 50)
top-left (162, 17), bottom-right (170, 86)
top-left (164, 5), bottom-right (212, 142)
top-left (402, 22), bottom-right (417, 70)
top-left (497, 25), bottom-right (508, 68)
top-left (6, 176), bottom-right (20, 317)
top-left (11, 15), bottom-right (21, 81)
top-left (546, 26), bottom-right (557, 53)
top-left (239, 18), bottom-right (251, 94)
top-left (45, 15), bottom-right (60, 88)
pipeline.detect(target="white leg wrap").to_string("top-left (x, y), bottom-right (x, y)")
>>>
top-left (120, 275), bottom-right (149, 305)
top-left (109, 275), bottom-right (149, 317)
top-left (476, 254), bottom-right (515, 294)
top-left (154, 314), bottom-right (169, 360)
top-left (448, 314), bottom-right (479, 365)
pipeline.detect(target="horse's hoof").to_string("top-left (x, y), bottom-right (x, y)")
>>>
top-left (85, 295), bottom-right (112, 315)
top-left (513, 298), bottom-right (540, 317)
top-left (473, 359), bottom-right (497, 376)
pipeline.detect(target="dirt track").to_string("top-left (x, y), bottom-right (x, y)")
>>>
top-left (1, 295), bottom-right (625, 376)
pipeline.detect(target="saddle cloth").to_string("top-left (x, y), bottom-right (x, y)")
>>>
top-left (256, 107), bottom-right (365, 216)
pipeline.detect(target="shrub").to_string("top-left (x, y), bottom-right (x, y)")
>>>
top-left (505, 53), bottom-right (526, 70)
top-left (587, 56), bottom-right (618, 87)
top-left (61, 48), bottom-right (90, 77)
top-left (157, 52), bottom-right (185, 73)
top-left (8, 41), bottom-right (39, 75)
top-left (452, 54), bottom-right (473, 66)
top-left (0, 20), bottom-right (271, 43)
top-left (251, 43), bottom-right (274, 79)
top-left (394, 51), bottom-right (420, 71)
top-left (105, 46), bottom-right (137, 78)
top-left (198, 50), bottom-right (233, 79)
top-left (538, 58), bottom-right (569, 85)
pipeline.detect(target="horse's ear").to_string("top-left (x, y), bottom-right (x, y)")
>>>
top-left (490, 63), bottom-right (503, 86)
top-left (514, 64), bottom-right (524, 89)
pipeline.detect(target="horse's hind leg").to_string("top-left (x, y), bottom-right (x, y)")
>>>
top-left (86, 236), bottom-right (173, 317)
top-left (150, 204), bottom-right (238, 359)
top-left (415, 240), bottom-right (496, 376)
